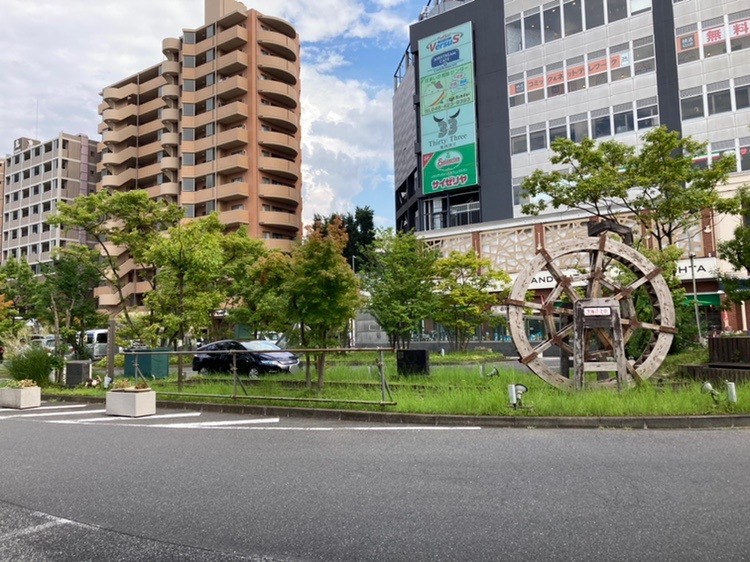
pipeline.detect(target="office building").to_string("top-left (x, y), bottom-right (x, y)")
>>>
top-left (2, 134), bottom-right (98, 273)
top-left (98, 0), bottom-right (301, 308)
top-left (393, 0), bottom-right (750, 332)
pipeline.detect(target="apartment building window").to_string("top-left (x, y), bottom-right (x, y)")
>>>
top-left (588, 50), bottom-right (608, 87)
top-left (592, 110), bottom-right (611, 138)
top-left (610, 43), bottom-right (631, 81)
top-left (184, 79), bottom-right (196, 92)
top-left (703, 19), bottom-right (727, 58)
top-left (737, 82), bottom-right (750, 110)
top-left (184, 204), bottom-right (195, 218)
top-left (544, 4), bottom-right (562, 42)
top-left (633, 36), bottom-right (655, 75)
top-left (680, 88), bottom-right (704, 119)
top-left (707, 83), bottom-right (732, 115)
top-left (549, 122), bottom-right (568, 144)
top-left (183, 103), bottom-right (195, 116)
top-left (508, 73), bottom-right (525, 107)
top-left (527, 69), bottom-right (544, 102)
top-left (608, 0), bottom-right (627, 23)
top-left (183, 129), bottom-right (195, 141)
top-left (183, 153), bottom-right (195, 165)
top-left (184, 56), bottom-right (196, 68)
top-left (570, 114), bottom-right (589, 141)
top-left (529, 125), bottom-right (547, 150)
top-left (564, 1), bottom-right (582, 36)
top-left (630, 0), bottom-right (650, 15)
top-left (511, 129), bottom-right (527, 154)
top-left (524, 10), bottom-right (542, 48)
top-left (637, 100), bottom-right (658, 129)
top-left (546, 63), bottom-right (565, 97)
top-left (182, 178), bottom-right (195, 191)
top-left (184, 32), bottom-right (196, 44)
top-left (506, 16), bottom-right (522, 53)
top-left (740, 142), bottom-right (750, 171)
top-left (730, 12), bottom-right (750, 51)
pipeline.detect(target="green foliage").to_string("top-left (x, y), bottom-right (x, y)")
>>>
top-left (432, 251), bottom-right (510, 352)
top-left (362, 229), bottom-right (439, 349)
top-left (47, 190), bottom-right (184, 333)
top-left (522, 127), bottom-right (738, 250)
top-left (718, 187), bottom-right (750, 306)
top-left (5, 346), bottom-right (54, 387)
top-left (313, 206), bottom-right (375, 271)
top-left (0, 258), bottom-right (40, 337)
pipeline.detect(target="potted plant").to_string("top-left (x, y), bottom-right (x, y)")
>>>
top-left (0, 379), bottom-right (41, 409)
top-left (105, 378), bottom-right (156, 418)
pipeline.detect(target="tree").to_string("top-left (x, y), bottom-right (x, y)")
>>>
top-left (432, 251), bottom-right (510, 352)
top-left (0, 257), bottom-right (42, 327)
top-left (362, 229), bottom-right (438, 349)
top-left (47, 190), bottom-right (183, 331)
top-left (285, 218), bottom-right (361, 389)
top-left (37, 245), bottom-right (105, 378)
top-left (144, 214), bottom-right (228, 390)
top-left (718, 187), bottom-right (750, 305)
top-left (521, 127), bottom-right (739, 251)
top-left (313, 206), bottom-right (376, 270)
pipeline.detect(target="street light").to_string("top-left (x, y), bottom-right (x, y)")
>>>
top-left (686, 226), bottom-right (703, 344)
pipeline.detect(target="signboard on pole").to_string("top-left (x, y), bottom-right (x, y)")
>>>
top-left (418, 22), bottom-right (479, 195)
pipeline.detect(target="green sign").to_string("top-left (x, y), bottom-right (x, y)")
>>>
top-left (418, 22), bottom-right (478, 195)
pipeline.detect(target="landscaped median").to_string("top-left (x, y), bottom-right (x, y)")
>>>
top-left (40, 352), bottom-right (750, 422)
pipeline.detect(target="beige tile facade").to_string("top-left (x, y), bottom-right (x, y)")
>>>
top-left (97, 0), bottom-right (301, 308)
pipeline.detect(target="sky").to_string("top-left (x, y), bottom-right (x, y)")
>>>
top-left (0, 0), bottom-right (428, 228)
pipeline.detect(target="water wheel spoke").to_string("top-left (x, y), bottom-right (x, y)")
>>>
top-left (540, 248), bottom-right (580, 304)
top-left (506, 298), bottom-right (544, 311)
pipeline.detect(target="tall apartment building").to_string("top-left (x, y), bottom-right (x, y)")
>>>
top-left (97, 0), bottom-right (301, 308)
top-left (393, 0), bottom-right (750, 331)
top-left (2, 134), bottom-right (98, 273)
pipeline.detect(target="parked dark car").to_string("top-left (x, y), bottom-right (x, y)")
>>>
top-left (192, 339), bottom-right (299, 376)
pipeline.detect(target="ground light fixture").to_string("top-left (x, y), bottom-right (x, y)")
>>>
top-left (508, 383), bottom-right (528, 409)
top-left (701, 382), bottom-right (720, 403)
top-left (726, 381), bottom-right (738, 404)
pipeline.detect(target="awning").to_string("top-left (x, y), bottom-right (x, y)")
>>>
top-left (684, 293), bottom-right (721, 307)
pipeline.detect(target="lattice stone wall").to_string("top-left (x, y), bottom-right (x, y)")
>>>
top-left (424, 234), bottom-right (473, 256)
top-left (480, 227), bottom-right (535, 275)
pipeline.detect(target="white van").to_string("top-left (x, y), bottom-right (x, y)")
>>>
top-left (84, 329), bottom-right (109, 359)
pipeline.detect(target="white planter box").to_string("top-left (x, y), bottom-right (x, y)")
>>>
top-left (106, 389), bottom-right (156, 417)
top-left (0, 386), bottom-right (41, 409)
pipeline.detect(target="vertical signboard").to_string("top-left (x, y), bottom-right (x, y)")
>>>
top-left (419, 22), bottom-right (478, 195)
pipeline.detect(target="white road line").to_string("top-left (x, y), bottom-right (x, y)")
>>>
top-left (47, 412), bottom-right (203, 424)
top-left (0, 521), bottom-right (66, 542)
top-left (0, 409), bottom-right (106, 420)
top-left (146, 417), bottom-right (280, 428)
top-left (110, 424), bottom-right (482, 431)
top-left (0, 404), bottom-right (87, 412)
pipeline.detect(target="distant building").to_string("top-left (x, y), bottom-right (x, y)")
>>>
top-left (2, 134), bottom-right (98, 272)
top-left (97, 0), bottom-right (302, 309)
top-left (393, 0), bottom-right (750, 333)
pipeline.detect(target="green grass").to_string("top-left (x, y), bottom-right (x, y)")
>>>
top-left (42, 359), bottom-right (749, 417)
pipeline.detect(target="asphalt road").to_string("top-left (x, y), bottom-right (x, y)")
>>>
top-left (1, 403), bottom-right (749, 561)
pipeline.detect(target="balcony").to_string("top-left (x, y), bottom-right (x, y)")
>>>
top-left (258, 15), bottom-right (296, 40)
top-left (161, 132), bottom-right (180, 147)
top-left (160, 156), bottom-right (180, 171)
top-left (101, 146), bottom-right (137, 166)
top-left (258, 80), bottom-right (298, 109)
top-left (259, 156), bottom-right (299, 181)
top-left (216, 127), bottom-right (248, 150)
top-left (258, 130), bottom-right (299, 158)
top-left (258, 29), bottom-right (298, 61)
top-left (218, 209), bottom-right (250, 226)
top-left (138, 162), bottom-right (162, 182)
top-left (98, 100), bottom-right (110, 114)
top-left (216, 181), bottom-right (248, 201)
top-left (101, 168), bottom-right (137, 189)
top-left (263, 238), bottom-right (295, 253)
top-left (259, 183), bottom-right (299, 205)
top-left (258, 54), bottom-right (297, 85)
top-left (258, 105), bottom-right (298, 133)
top-left (217, 75), bottom-right (248, 100)
top-left (102, 125), bottom-right (138, 145)
top-left (217, 25), bottom-right (248, 51)
top-left (216, 153), bottom-right (249, 175)
top-left (139, 75), bottom-right (167, 95)
top-left (146, 182), bottom-right (180, 199)
top-left (216, 101), bottom-right (248, 124)
top-left (139, 139), bottom-right (162, 160)
top-left (162, 37), bottom-right (180, 55)
top-left (161, 107), bottom-right (180, 123)
top-left (180, 188), bottom-right (216, 205)
top-left (161, 60), bottom-right (180, 76)
top-left (217, 50), bottom-right (248, 75)
top-left (102, 82), bottom-right (138, 102)
top-left (259, 210), bottom-right (301, 231)
top-left (161, 84), bottom-right (180, 100)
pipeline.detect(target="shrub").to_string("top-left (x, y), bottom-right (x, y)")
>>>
top-left (5, 347), bottom-right (55, 387)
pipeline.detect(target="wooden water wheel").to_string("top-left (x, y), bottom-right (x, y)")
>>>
top-left (506, 235), bottom-right (676, 390)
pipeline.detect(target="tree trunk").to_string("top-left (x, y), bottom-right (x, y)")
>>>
top-left (316, 352), bottom-right (326, 390)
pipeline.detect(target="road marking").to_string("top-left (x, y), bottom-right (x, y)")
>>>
top-left (0, 404), bottom-right (87, 412)
top-left (47, 412), bottom-right (203, 424)
top-left (0, 511), bottom-right (97, 542)
top-left (0, 409), bottom-right (106, 420)
top-left (111, 424), bottom-right (482, 431)
top-left (147, 417), bottom-right (280, 428)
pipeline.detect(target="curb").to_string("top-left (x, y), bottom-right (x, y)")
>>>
top-left (42, 393), bottom-right (750, 430)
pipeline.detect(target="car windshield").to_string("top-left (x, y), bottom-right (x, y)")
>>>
top-left (241, 341), bottom-right (280, 351)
